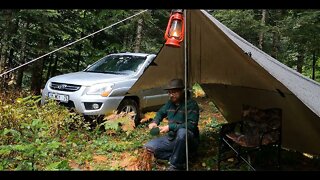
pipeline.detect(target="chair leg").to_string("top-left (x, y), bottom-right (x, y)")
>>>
top-left (217, 136), bottom-right (223, 171)
top-left (277, 144), bottom-right (281, 170)
top-left (217, 154), bottom-right (221, 170)
top-left (247, 155), bottom-right (251, 171)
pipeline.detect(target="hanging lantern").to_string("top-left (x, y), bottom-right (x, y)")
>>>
top-left (164, 9), bottom-right (184, 47)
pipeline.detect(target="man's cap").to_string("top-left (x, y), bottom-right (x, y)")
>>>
top-left (164, 79), bottom-right (185, 90)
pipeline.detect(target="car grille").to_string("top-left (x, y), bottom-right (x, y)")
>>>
top-left (50, 82), bottom-right (81, 92)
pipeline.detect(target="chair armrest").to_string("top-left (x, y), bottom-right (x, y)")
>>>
top-left (220, 121), bottom-right (242, 136)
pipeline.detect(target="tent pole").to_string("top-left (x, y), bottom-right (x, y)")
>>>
top-left (184, 9), bottom-right (189, 171)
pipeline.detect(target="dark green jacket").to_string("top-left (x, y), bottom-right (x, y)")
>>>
top-left (152, 97), bottom-right (200, 138)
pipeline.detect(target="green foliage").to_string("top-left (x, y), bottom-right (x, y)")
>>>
top-left (0, 10), bottom-right (170, 91)
top-left (101, 112), bottom-right (136, 137)
top-left (208, 101), bottom-right (219, 113)
top-left (213, 10), bottom-right (261, 46)
top-left (212, 9), bottom-right (320, 82)
top-left (0, 92), bottom-right (154, 170)
top-left (101, 120), bottom-right (121, 132)
top-left (95, 140), bottom-right (134, 152)
top-left (205, 116), bottom-right (223, 131)
top-left (0, 94), bottom-right (89, 170)
top-left (192, 83), bottom-right (206, 98)
top-left (45, 160), bottom-right (71, 170)
top-left (0, 9), bottom-right (319, 92)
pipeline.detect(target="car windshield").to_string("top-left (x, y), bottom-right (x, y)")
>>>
top-left (85, 55), bottom-right (147, 74)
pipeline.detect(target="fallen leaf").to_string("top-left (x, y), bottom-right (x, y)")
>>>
top-left (85, 160), bottom-right (93, 170)
top-left (93, 155), bottom-right (108, 163)
top-left (68, 160), bottom-right (80, 170)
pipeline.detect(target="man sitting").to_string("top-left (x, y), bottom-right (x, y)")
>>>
top-left (144, 79), bottom-right (200, 171)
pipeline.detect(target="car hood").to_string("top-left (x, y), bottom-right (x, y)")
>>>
top-left (48, 71), bottom-right (131, 86)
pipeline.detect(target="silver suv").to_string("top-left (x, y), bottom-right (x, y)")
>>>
top-left (41, 52), bottom-right (168, 125)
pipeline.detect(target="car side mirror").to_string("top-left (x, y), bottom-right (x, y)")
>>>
top-left (149, 61), bottom-right (157, 66)
top-left (84, 64), bottom-right (92, 71)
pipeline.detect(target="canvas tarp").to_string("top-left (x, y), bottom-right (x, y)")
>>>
top-left (128, 10), bottom-right (320, 154)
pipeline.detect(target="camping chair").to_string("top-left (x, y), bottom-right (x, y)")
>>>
top-left (217, 105), bottom-right (282, 171)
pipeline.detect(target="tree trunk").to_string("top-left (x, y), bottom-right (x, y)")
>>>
top-left (0, 44), bottom-right (3, 73)
top-left (296, 51), bottom-right (304, 73)
top-left (31, 58), bottom-right (44, 95)
top-left (271, 31), bottom-right (279, 58)
top-left (16, 68), bottom-right (24, 89)
top-left (76, 12), bottom-right (86, 71)
top-left (76, 46), bottom-right (82, 72)
top-left (76, 32), bottom-right (84, 71)
top-left (31, 34), bottom-right (49, 95)
top-left (123, 37), bottom-right (128, 52)
top-left (8, 49), bottom-right (14, 69)
top-left (7, 48), bottom-right (15, 87)
top-left (134, 18), bottom-right (143, 53)
top-left (6, 19), bottom-right (20, 88)
top-left (45, 54), bottom-right (53, 83)
top-left (16, 22), bottom-right (29, 89)
top-left (51, 54), bottom-right (58, 77)
top-left (312, 50), bottom-right (317, 80)
top-left (0, 10), bottom-right (13, 74)
top-left (258, 9), bottom-right (267, 50)
top-left (1, 10), bottom-right (19, 90)
top-left (273, 10), bottom-right (283, 59)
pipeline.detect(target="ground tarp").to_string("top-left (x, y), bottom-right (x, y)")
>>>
top-left (128, 10), bottom-right (320, 154)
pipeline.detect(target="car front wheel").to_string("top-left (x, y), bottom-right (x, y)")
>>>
top-left (117, 98), bottom-right (140, 127)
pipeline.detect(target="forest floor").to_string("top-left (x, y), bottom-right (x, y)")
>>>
top-left (73, 97), bottom-right (320, 171)
top-left (1, 90), bottom-right (320, 171)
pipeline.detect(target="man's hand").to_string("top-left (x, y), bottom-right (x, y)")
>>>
top-left (148, 122), bottom-right (158, 129)
top-left (159, 125), bottom-right (169, 134)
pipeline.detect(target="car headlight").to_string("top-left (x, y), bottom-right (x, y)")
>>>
top-left (86, 83), bottom-right (114, 97)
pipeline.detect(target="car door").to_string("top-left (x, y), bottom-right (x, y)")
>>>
top-left (136, 55), bottom-right (169, 109)
top-left (141, 87), bottom-right (169, 109)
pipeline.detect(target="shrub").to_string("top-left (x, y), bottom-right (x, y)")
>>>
top-left (0, 94), bottom-right (89, 170)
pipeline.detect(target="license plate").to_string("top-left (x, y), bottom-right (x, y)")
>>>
top-left (48, 92), bottom-right (69, 103)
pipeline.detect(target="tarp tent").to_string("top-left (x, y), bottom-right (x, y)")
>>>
top-left (128, 10), bottom-right (320, 154)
